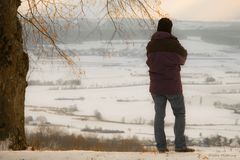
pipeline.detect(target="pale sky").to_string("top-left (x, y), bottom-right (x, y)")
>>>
top-left (19, 0), bottom-right (240, 22)
top-left (161, 0), bottom-right (240, 21)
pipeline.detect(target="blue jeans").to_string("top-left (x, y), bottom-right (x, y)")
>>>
top-left (152, 94), bottom-right (186, 149)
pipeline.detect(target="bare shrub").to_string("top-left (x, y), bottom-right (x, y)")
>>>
top-left (94, 110), bottom-right (103, 121)
top-left (25, 116), bottom-right (33, 124)
top-left (81, 126), bottom-right (124, 134)
top-left (36, 116), bottom-right (47, 124)
top-left (205, 76), bottom-right (216, 83)
top-left (26, 126), bottom-right (144, 151)
top-left (68, 105), bottom-right (78, 112)
top-left (132, 117), bottom-right (146, 125)
top-left (60, 105), bottom-right (78, 113)
top-left (148, 120), bottom-right (154, 126)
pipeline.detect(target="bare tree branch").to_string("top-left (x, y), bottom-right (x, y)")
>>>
top-left (19, 0), bottom-right (163, 66)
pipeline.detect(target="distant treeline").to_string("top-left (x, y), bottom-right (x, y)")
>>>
top-left (21, 18), bottom-right (240, 47)
top-left (28, 79), bottom-right (81, 86)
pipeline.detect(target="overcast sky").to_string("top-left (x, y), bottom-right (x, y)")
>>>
top-left (161, 0), bottom-right (240, 21)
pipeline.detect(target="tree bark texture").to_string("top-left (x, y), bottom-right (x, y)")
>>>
top-left (0, 0), bottom-right (29, 150)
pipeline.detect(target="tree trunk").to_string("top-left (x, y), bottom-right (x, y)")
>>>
top-left (0, 0), bottom-right (29, 150)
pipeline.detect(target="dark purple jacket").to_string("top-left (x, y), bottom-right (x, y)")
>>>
top-left (146, 32), bottom-right (187, 95)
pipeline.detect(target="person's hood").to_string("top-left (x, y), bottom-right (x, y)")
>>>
top-left (151, 31), bottom-right (177, 40)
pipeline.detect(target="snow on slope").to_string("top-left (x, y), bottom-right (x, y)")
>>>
top-left (0, 147), bottom-right (240, 160)
top-left (24, 37), bottom-right (240, 141)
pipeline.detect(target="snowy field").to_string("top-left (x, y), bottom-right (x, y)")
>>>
top-left (1, 147), bottom-right (240, 160)
top-left (24, 36), bottom-right (240, 142)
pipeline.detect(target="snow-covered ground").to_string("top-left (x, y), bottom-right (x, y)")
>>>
top-left (24, 36), bottom-right (240, 141)
top-left (1, 147), bottom-right (240, 160)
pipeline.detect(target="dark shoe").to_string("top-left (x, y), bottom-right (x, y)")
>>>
top-left (175, 147), bottom-right (195, 152)
top-left (157, 148), bottom-right (169, 153)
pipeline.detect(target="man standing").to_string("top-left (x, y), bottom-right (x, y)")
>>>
top-left (146, 18), bottom-right (194, 153)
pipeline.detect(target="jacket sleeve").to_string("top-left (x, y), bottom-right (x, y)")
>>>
top-left (175, 39), bottom-right (187, 65)
top-left (178, 54), bottom-right (187, 65)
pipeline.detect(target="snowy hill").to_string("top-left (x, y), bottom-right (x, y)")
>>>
top-left (1, 147), bottom-right (240, 160)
